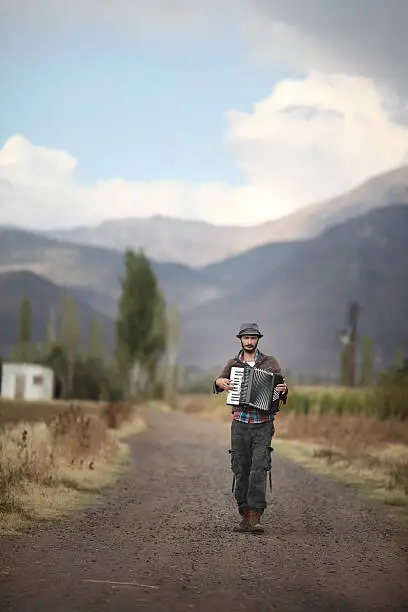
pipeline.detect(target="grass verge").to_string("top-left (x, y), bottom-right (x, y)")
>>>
top-left (0, 401), bottom-right (146, 535)
top-left (273, 438), bottom-right (408, 521)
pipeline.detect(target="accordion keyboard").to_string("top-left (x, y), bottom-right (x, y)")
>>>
top-left (226, 367), bottom-right (245, 405)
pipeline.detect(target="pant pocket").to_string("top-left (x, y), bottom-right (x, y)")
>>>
top-left (265, 446), bottom-right (273, 471)
top-left (228, 449), bottom-right (239, 474)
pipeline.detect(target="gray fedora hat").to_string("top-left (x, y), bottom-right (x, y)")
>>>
top-left (236, 322), bottom-right (263, 338)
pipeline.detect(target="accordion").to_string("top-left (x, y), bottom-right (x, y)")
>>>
top-left (226, 365), bottom-right (284, 412)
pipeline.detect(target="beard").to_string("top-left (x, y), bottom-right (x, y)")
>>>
top-left (241, 340), bottom-right (258, 354)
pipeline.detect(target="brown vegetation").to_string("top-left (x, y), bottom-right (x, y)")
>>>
top-left (276, 412), bottom-right (408, 495)
top-left (0, 398), bottom-right (101, 428)
top-left (0, 400), bottom-right (144, 532)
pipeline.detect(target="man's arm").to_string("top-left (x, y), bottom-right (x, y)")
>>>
top-left (213, 360), bottom-right (234, 394)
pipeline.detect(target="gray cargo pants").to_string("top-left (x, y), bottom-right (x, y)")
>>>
top-left (230, 419), bottom-right (274, 515)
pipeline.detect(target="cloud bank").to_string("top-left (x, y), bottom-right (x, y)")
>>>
top-left (1, 1), bottom-right (407, 228)
top-left (1, 72), bottom-right (407, 229)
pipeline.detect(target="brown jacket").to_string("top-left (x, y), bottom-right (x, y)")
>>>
top-left (213, 351), bottom-right (288, 404)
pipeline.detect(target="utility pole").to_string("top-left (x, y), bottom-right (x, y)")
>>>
top-left (347, 300), bottom-right (360, 387)
top-left (338, 300), bottom-right (361, 387)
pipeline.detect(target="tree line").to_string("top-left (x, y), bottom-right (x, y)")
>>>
top-left (4, 249), bottom-right (181, 406)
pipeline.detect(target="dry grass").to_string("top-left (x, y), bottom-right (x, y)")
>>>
top-left (178, 393), bottom-right (408, 515)
top-left (276, 412), bottom-right (408, 502)
top-left (0, 401), bottom-right (145, 534)
top-left (0, 398), bottom-right (103, 428)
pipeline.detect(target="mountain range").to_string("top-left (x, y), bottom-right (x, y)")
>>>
top-left (0, 165), bottom-right (407, 379)
top-left (182, 204), bottom-right (408, 376)
top-left (42, 165), bottom-right (408, 267)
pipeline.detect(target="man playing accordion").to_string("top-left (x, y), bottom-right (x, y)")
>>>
top-left (213, 322), bottom-right (288, 534)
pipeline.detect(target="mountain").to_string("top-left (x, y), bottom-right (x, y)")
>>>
top-left (201, 241), bottom-right (299, 288)
top-left (0, 271), bottom-right (116, 358)
top-left (39, 165), bottom-right (408, 266)
top-left (1, 203), bottom-right (407, 379)
top-left (181, 204), bottom-right (408, 378)
top-left (42, 216), bottom-right (249, 268)
top-left (0, 229), bottom-right (220, 319)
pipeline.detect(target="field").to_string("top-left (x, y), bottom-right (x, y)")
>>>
top-left (0, 397), bottom-right (146, 534)
top-left (179, 386), bottom-right (408, 516)
top-left (0, 398), bottom-right (103, 427)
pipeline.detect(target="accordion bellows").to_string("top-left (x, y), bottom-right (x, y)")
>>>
top-left (226, 365), bottom-right (283, 412)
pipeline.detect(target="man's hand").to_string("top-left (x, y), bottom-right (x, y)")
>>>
top-left (276, 379), bottom-right (288, 394)
top-left (216, 377), bottom-right (234, 391)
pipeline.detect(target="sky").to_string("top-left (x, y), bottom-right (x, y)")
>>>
top-left (0, 0), bottom-right (408, 229)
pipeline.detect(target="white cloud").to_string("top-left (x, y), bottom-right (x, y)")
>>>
top-left (228, 72), bottom-right (408, 207)
top-left (1, 73), bottom-right (407, 229)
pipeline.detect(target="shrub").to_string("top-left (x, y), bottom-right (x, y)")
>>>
top-left (0, 401), bottom-right (136, 517)
top-left (101, 402), bottom-right (135, 429)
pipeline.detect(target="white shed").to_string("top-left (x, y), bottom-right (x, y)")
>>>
top-left (0, 363), bottom-right (54, 401)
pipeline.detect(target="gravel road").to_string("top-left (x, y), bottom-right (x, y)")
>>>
top-left (1, 408), bottom-right (408, 612)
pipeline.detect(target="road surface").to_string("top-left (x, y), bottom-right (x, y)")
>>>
top-left (1, 408), bottom-right (408, 611)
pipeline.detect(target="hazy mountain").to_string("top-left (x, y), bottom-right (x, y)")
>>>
top-left (0, 271), bottom-right (116, 358)
top-left (42, 215), bottom-right (249, 268)
top-left (181, 204), bottom-right (408, 378)
top-left (40, 165), bottom-right (408, 266)
top-left (0, 229), bottom-right (220, 319)
top-left (201, 241), bottom-right (299, 288)
top-left (1, 202), bottom-right (407, 378)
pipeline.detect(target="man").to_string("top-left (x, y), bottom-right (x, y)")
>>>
top-left (213, 323), bottom-right (288, 534)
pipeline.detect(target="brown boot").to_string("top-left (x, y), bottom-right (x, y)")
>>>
top-left (233, 510), bottom-right (250, 532)
top-left (248, 510), bottom-right (264, 533)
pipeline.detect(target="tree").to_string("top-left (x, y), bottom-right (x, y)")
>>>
top-left (59, 293), bottom-right (80, 397)
top-left (45, 306), bottom-right (58, 347)
top-left (360, 334), bottom-right (375, 387)
top-left (88, 319), bottom-right (105, 360)
top-left (142, 288), bottom-right (168, 397)
top-left (115, 249), bottom-right (167, 398)
top-left (11, 297), bottom-right (35, 362)
top-left (19, 297), bottom-right (32, 344)
top-left (163, 304), bottom-right (182, 408)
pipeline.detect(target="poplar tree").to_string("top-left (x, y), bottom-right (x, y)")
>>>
top-left (164, 304), bottom-right (182, 408)
top-left (12, 297), bottom-right (34, 361)
top-left (116, 249), bottom-right (167, 398)
top-left (88, 319), bottom-right (105, 360)
top-left (60, 293), bottom-right (80, 397)
top-left (19, 297), bottom-right (32, 345)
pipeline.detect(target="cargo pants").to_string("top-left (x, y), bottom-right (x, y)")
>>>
top-left (229, 419), bottom-right (274, 515)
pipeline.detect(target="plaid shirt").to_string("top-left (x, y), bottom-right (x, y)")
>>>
top-left (215, 349), bottom-right (276, 424)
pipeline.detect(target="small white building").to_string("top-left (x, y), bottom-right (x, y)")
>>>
top-left (0, 363), bottom-right (54, 401)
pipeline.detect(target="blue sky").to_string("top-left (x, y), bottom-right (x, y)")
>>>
top-left (0, 1), bottom-right (406, 229)
top-left (1, 29), bottom-right (286, 186)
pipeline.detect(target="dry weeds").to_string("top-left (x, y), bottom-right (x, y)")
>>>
top-left (0, 397), bottom-right (102, 428)
top-left (0, 401), bottom-right (145, 534)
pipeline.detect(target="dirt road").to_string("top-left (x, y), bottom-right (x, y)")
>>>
top-left (1, 409), bottom-right (408, 612)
